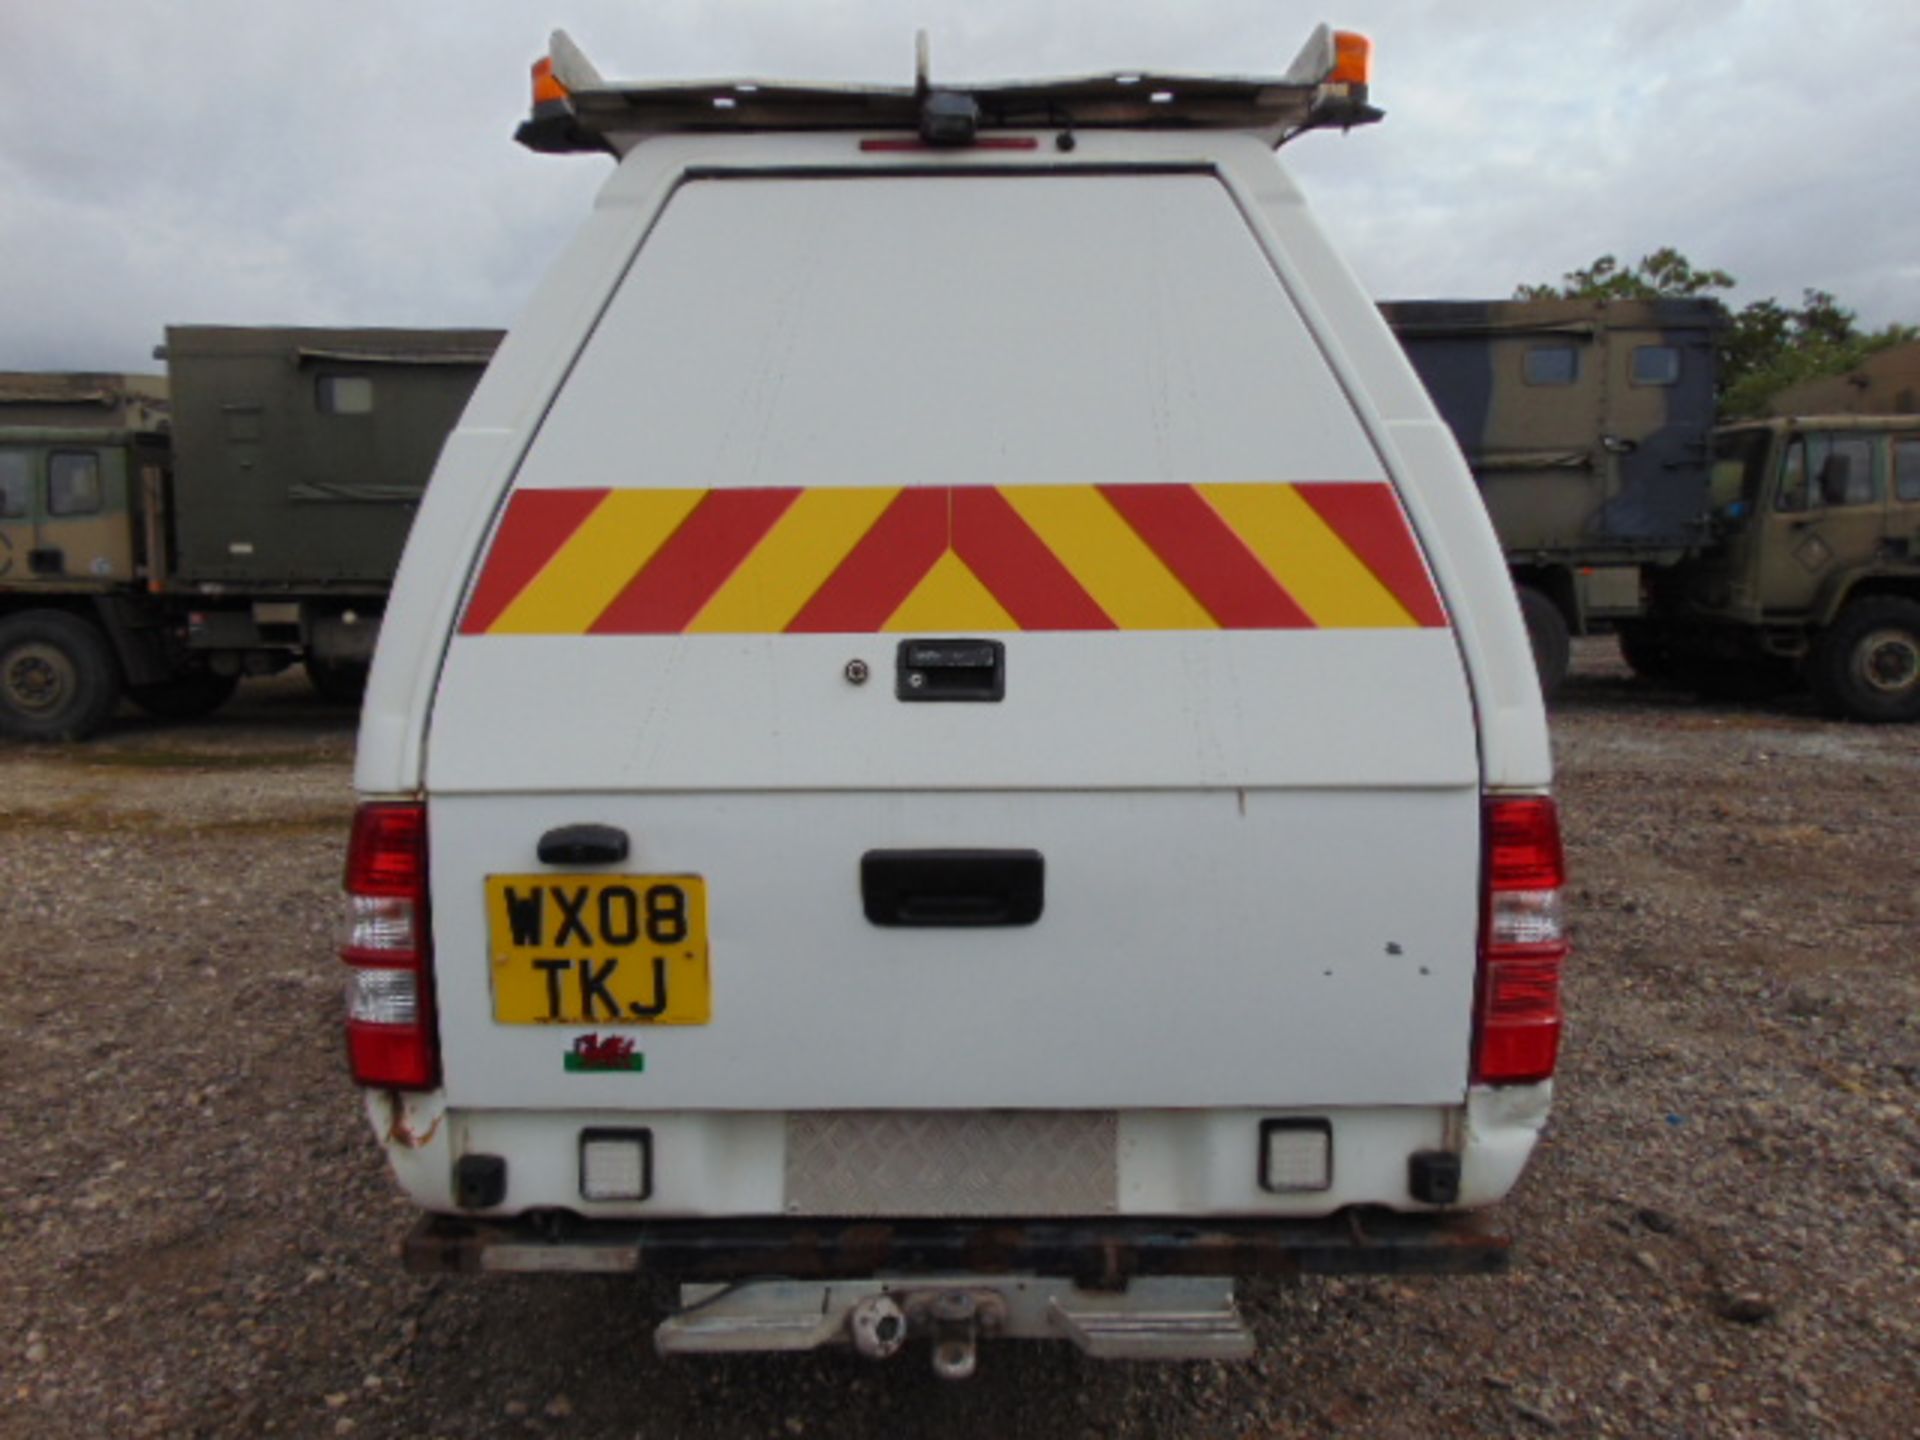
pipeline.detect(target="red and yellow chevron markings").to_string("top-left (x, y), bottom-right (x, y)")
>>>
top-left (459, 483), bottom-right (1447, 636)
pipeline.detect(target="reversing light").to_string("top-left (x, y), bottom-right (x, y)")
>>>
top-left (579, 1129), bottom-right (653, 1202)
top-left (1259, 1120), bottom-right (1333, 1193)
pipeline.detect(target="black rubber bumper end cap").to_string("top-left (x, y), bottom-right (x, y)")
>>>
top-left (454, 1154), bottom-right (508, 1210)
top-left (1408, 1150), bottom-right (1462, 1206)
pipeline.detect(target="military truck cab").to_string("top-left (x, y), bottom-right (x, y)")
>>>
top-left (0, 431), bottom-right (149, 587)
top-left (0, 428), bottom-right (167, 736)
top-left (1646, 416), bottom-right (1920, 719)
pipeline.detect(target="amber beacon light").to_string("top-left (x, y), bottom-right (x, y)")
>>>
top-left (1329, 31), bottom-right (1373, 87)
top-left (531, 55), bottom-right (570, 107)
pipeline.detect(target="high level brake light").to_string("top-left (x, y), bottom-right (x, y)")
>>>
top-left (341, 802), bottom-right (439, 1090)
top-left (1474, 797), bottom-right (1568, 1085)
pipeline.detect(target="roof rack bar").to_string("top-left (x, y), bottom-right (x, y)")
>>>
top-left (516, 24), bottom-right (1382, 157)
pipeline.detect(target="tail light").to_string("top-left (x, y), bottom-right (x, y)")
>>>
top-left (1474, 796), bottom-right (1568, 1085)
top-left (341, 802), bottom-right (439, 1089)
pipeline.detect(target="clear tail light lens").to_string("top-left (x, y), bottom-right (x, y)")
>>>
top-left (346, 967), bottom-right (422, 1026)
top-left (341, 802), bottom-right (439, 1090)
top-left (1474, 796), bottom-right (1568, 1085)
top-left (341, 894), bottom-right (418, 958)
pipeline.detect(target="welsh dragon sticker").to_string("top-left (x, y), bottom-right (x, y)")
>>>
top-left (565, 1033), bottom-right (645, 1073)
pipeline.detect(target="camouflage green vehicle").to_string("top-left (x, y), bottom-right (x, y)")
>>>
top-left (0, 370), bottom-right (169, 431)
top-left (1384, 303), bottom-right (1920, 718)
top-left (1381, 297), bottom-right (1721, 695)
top-left (1382, 297), bottom-right (1728, 695)
top-left (1625, 416), bottom-right (1920, 721)
top-left (0, 328), bottom-right (497, 739)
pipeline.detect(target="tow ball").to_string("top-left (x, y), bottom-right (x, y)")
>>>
top-left (847, 1289), bottom-right (1005, 1378)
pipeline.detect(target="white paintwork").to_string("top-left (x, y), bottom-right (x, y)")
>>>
top-left (1460, 1081), bottom-right (1555, 1206)
top-left (372, 1097), bottom-right (1545, 1218)
top-left (428, 631), bottom-right (1472, 793)
top-left (355, 125), bottom-right (1557, 1226)
top-left (430, 788), bottom-right (1478, 1111)
top-left (515, 174), bottom-right (1382, 493)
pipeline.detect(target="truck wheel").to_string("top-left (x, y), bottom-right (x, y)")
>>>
top-left (0, 610), bottom-right (123, 741)
top-left (1615, 623), bottom-right (1684, 686)
top-left (306, 658), bottom-right (369, 705)
top-left (1811, 597), bottom-right (1920, 723)
top-left (128, 671), bottom-right (240, 721)
top-left (1516, 587), bottom-right (1571, 699)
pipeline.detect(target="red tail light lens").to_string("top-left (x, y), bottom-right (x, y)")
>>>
top-left (1474, 796), bottom-right (1567, 1085)
top-left (341, 802), bottom-right (439, 1090)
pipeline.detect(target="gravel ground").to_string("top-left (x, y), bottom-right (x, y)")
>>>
top-left (2, 644), bottom-right (1916, 1438)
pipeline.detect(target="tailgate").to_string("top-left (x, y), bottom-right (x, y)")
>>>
top-left (426, 771), bottom-right (1480, 1112)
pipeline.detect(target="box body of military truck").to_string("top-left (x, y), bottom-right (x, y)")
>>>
top-left (162, 326), bottom-right (500, 589)
top-left (0, 330), bottom-right (498, 737)
top-left (1381, 297), bottom-right (1721, 691)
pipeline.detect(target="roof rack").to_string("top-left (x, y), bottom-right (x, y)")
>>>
top-left (516, 25), bottom-right (1382, 157)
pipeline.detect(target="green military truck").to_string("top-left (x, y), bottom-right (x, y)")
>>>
top-left (1381, 297), bottom-right (1721, 696)
top-left (1627, 416), bottom-right (1920, 721)
top-left (1383, 300), bottom-right (1920, 720)
top-left (0, 326), bottom-right (498, 739)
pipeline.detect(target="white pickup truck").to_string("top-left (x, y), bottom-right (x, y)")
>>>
top-left (342, 24), bottom-right (1565, 1375)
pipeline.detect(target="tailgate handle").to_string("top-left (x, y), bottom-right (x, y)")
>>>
top-left (896, 638), bottom-right (1005, 702)
top-left (861, 849), bottom-right (1043, 927)
top-left (537, 824), bottom-right (630, 866)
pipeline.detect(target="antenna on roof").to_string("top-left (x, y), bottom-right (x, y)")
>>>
top-left (914, 29), bottom-right (930, 99)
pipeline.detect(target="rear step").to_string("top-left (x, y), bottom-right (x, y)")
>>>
top-left (653, 1276), bottom-right (1253, 1372)
top-left (1049, 1286), bottom-right (1255, 1361)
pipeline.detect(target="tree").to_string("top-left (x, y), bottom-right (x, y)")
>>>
top-left (1720, 289), bottom-right (1917, 418)
top-left (1514, 247), bottom-right (1734, 304)
top-left (1515, 250), bottom-right (1917, 418)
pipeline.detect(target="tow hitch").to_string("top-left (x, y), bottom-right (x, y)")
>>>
top-left (653, 1275), bottom-right (1252, 1373)
top-left (407, 1211), bottom-right (1507, 1369)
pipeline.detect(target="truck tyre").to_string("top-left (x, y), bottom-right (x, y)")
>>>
top-left (0, 610), bottom-right (123, 741)
top-left (306, 657), bottom-right (369, 705)
top-left (1615, 623), bottom-right (1684, 686)
top-left (128, 671), bottom-right (240, 721)
top-left (1516, 586), bottom-right (1571, 699)
top-left (1810, 597), bottom-right (1920, 723)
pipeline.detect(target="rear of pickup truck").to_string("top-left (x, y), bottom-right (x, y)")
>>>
top-left (344, 74), bottom-right (1562, 1370)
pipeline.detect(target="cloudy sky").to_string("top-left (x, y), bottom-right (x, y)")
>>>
top-left (3, 1), bottom-right (1914, 373)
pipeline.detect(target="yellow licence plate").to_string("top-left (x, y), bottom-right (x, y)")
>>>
top-left (486, 874), bottom-right (710, 1025)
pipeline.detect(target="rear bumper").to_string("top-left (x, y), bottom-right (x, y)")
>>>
top-left (371, 1090), bottom-right (1553, 1217)
top-left (402, 1208), bottom-right (1511, 1283)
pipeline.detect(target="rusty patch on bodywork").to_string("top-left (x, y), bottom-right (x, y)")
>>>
top-left (381, 1091), bottom-right (444, 1150)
